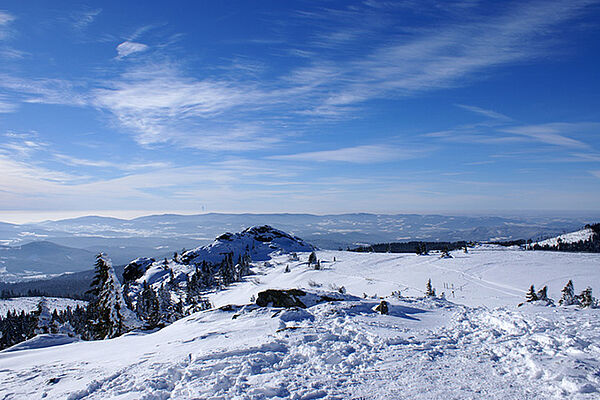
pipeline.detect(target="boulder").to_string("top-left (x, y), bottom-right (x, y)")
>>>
top-left (373, 300), bottom-right (389, 315)
top-left (256, 289), bottom-right (308, 308)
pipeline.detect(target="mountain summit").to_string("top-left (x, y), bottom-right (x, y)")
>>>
top-left (180, 225), bottom-right (314, 265)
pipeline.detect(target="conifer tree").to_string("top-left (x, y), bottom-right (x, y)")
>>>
top-left (87, 254), bottom-right (140, 339)
top-left (34, 297), bottom-right (56, 335)
top-left (136, 281), bottom-right (161, 328)
top-left (314, 259), bottom-right (321, 270)
top-left (578, 287), bottom-right (595, 308)
top-left (308, 251), bottom-right (317, 267)
top-left (536, 286), bottom-right (548, 301)
top-left (526, 285), bottom-right (538, 302)
top-left (425, 279), bottom-right (436, 297)
top-left (559, 280), bottom-right (576, 306)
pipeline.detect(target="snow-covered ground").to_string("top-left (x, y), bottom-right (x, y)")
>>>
top-left (0, 296), bottom-right (87, 317)
top-left (1, 246), bottom-right (599, 399)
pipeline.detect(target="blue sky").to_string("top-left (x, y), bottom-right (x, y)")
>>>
top-left (1, 0), bottom-right (600, 222)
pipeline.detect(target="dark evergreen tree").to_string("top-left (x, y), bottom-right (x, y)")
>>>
top-left (86, 254), bottom-right (140, 339)
top-left (308, 251), bottom-right (317, 267)
top-left (425, 279), bottom-right (436, 297)
top-left (34, 297), bottom-right (56, 335)
top-left (536, 286), bottom-right (548, 301)
top-left (559, 280), bottom-right (576, 306)
top-left (416, 243), bottom-right (429, 255)
top-left (136, 281), bottom-right (161, 328)
top-left (578, 287), bottom-right (595, 308)
top-left (526, 285), bottom-right (538, 302)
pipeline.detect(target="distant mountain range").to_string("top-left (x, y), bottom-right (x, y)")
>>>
top-left (0, 212), bottom-right (592, 281)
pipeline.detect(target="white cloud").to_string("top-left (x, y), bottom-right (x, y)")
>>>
top-left (285, 0), bottom-right (598, 115)
top-left (0, 96), bottom-right (17, 113)
top-left (116, 41), bottom-right (149, 58)
top-left (455, 104), bottom-right (511, 121)
top-left (0, 10), bottom-right (15, 41)
top-left (0, 10), bottom-right (14, 26)
top-left (71, 9), bottom-right (101, 30)
top-left (92, 64), bottom-right (277, 150)
top-left (0, 75), bottom-right (88, 106)
top-left (501, 123), bottom-right (596, 148)
top-left (53, 154), bottom-right (171, 171)
top-left (270, 145), bottom-right (425, 163)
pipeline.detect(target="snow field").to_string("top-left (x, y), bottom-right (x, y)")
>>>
top-left (0, 296), bottom-right (87, 317)
top-left (0, 245), bottom-right (599, 399)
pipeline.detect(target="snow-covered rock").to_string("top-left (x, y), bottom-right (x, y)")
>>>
top-left (125, 225), bottom-right (314, 310)
top-left (181, 225), bottom-right (314, 265)
top-left (122, 257), bottom-right (155, 283)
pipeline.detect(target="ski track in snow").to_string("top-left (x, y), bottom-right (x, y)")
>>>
top-left (1, 246), bottom-right (599, 399)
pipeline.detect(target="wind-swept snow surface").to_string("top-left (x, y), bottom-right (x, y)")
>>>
top-left (1, 246), bottom-right (599, 399)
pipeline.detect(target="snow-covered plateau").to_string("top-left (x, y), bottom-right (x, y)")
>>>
top-left (1, 245), bottom-right (600, 399)
top-left (0, 296), bottom-right (86, 318)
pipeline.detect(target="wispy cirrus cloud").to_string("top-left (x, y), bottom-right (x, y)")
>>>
top-left (0, 95), bottom-right (17, 113)
top-left (455, 104), bottom-right (511, 121)
top-left (0, 75), bottom-right (88, 107)
top-left (501, 123), bottom-right (597, 149)
top-left (70, 8), bottom-right (102, 30)
top-left (0, 10), bottom-right (15, 40)
top-left (285, 0), bottom-right (598, 115)
top-left (91, 63), bottom-right (280, 150)
top-left (116, 41), bottom-right (149, 58)
top-left (270, 144), bottom-right (427, 164)
top-left (53, 154), bottom-right (171, 171)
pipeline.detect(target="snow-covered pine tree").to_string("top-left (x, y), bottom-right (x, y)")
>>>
top-left (34, 297), bottom-right (55, 335)
top-left (185, 274), bottom-right (212, 315)
top-left (537, 286), bottom-right (548, 301)
top-left (57, 320), bottom-right (77, 337)
top-left (425, 279), bottom-right (436, 297)
top-left (136, 281), bottom-right (161, 328)
top-left (578, 287), bottom-right (596, 308)
top-left (308, 251), bottom-right (317, 267)
top-left (559, 280), bottom-right (576, 306)
top-left (157, 283), bottom-right (182, 325)
top-left (87, 253), bottom-right (141, 339)
top-left (526, 285), bottom-right (538, 302)
top-left (219, 253), bottom-right (236, 286)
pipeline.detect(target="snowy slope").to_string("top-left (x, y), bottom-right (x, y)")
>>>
top-left (532, 227), bottom-right (596, 247)
top-left (1, 246), bottom-right (599, 399)
top-left (125, 225), bottom-right (314, 307)
top-left (0, 296), bottom-right (86, 317)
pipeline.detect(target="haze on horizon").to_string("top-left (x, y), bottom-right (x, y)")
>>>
top-left (1, 0), bottom-right (600, 220)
